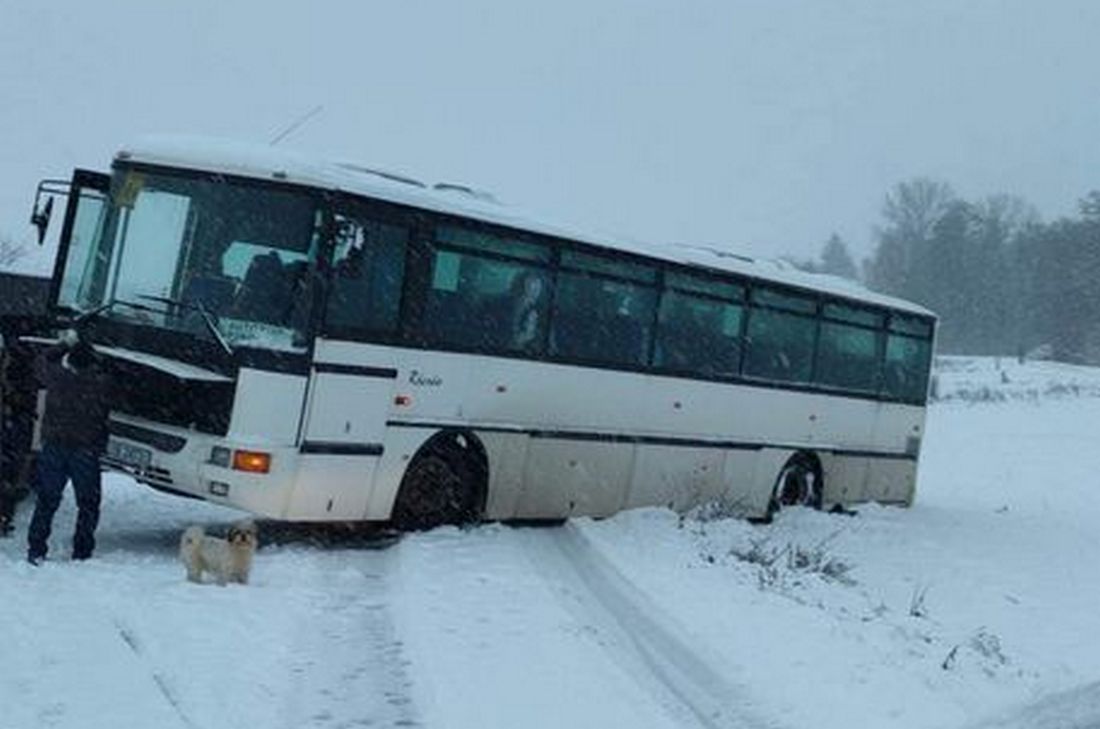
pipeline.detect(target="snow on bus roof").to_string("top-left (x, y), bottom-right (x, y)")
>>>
top-left (119, 135), bottom-right (933, 318)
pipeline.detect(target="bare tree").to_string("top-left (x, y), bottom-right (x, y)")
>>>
top-left (865, 178), bottom-right (957, 298)
top-left (0, 233), bottom-right (28, 269)
top-left (881, 178), bottom-right (957, 244)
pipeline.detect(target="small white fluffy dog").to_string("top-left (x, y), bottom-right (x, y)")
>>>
top-left (179, 520), bottom-right (257, 585)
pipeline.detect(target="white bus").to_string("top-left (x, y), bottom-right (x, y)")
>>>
top-left (32, 136), bottom-right (935, 528)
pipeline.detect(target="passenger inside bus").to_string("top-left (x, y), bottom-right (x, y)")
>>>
top-left (228, 251), bottom-right (310, 329)
top-left (326, 217), bottom-right (407, 335)
top-left (233, 251), bottom-right (291, 321)
top-left (654, 296), bottom-right (698, 370)
top-left (508, 271), bottom-right (546, 353)
top-left (603, 289), bottom-right (651, 366)
top-left (328, 242), bottom-right (378, 330)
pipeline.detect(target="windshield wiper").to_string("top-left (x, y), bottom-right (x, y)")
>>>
top-left (136, 294), bottom-right (234, 356)
top-left (72, 298), bottom-right (168, 325)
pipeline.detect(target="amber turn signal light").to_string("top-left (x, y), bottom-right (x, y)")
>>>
top-left (232, 450), bottom-right (271, 474)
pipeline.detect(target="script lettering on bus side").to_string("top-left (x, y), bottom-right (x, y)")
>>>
top-left (408, 370), bottom-right (443, 387)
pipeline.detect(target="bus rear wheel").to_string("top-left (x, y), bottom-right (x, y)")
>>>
top-left (392, 434), bottom-right (485, 531)
top-left (765, 453), bottom-right (822, 521)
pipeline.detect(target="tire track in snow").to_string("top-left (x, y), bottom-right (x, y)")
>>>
top-left (280, 545), bottom-right (419, 729)
top-left (114, 619), bottom-right (200, 729)
top-left (522, 523), bottom-right (786, 729)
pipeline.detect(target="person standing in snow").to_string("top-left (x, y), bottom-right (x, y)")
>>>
top-left (1, 331), bottom-right (37, 536)
top-left (27, 331), bottom-right (112, 564)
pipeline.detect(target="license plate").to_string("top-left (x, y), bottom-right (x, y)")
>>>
top-left (108, 441), bottom-right (152, 469)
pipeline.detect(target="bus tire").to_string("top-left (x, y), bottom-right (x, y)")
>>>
top-left (764, 452), bottom-right (822, 522)
top-left (392, 431), bottom-right (486, 531)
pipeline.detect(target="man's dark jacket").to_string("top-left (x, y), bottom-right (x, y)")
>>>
top-left (38, 347), bottom-right (112, 452)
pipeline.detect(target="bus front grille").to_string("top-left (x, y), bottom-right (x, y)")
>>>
top-left (101, 456), bottom-right (174, 486)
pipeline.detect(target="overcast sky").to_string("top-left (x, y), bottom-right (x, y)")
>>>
top-left (2, 0), bottom-right (1099, 275)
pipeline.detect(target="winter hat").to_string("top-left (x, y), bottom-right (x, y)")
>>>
top-left (68, 340), bottom-right (96, 370)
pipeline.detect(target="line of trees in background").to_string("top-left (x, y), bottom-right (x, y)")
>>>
top-left (793, 179), bottom-right (1100, 364)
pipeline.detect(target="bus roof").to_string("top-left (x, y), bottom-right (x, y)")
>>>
top-left (118, 135), bottom-right (934, 318)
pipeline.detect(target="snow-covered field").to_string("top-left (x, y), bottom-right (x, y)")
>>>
top-left (3, 357), bottom-right (1100, 729)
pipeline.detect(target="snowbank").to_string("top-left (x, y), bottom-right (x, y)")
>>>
top-left (4, 357), bottom-right (1100, 728)
top-left (933, 355), bottom-right (1100, 403)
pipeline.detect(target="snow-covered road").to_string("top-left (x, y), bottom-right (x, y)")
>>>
top-left (3, 358), bottom-right (1100, 729)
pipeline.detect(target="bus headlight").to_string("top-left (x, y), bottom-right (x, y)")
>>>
top-left (210, 446), bottom-right (232, 467)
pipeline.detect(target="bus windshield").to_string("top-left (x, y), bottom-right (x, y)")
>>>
top-left (58, 167), bottom-right (321, 353)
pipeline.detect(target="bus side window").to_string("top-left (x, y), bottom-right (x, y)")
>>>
top-left (654, 290), bottom-right (743, 377)
top-left (550, 273), bottom-right (656, 367)
top-left (882, 334), bottom-right (931, 401)
top-left (422, 250), bottom-right (550, 354)
top-left (418, 224), bottom-right (552, 354)
top-left (815, 322), bottom-right (882, 393)
top-left (743, 308), bottom-right (816, 383)
top-left (324, 215), bottom-right (408, 336)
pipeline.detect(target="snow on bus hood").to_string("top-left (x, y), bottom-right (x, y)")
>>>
top-left (94, 345), bottom-right (232, 382)
top-left (21, 337), bottom-right (231, 383)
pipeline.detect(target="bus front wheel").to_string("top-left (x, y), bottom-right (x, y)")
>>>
top-left (392, 432), bottom-right (486, 531)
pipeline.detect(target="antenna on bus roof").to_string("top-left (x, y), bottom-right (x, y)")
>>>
top-left (270, 105), bottom-right (324, 146)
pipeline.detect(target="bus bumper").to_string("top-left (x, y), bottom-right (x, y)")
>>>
top-left (103, 417), bottom-right (298, 519)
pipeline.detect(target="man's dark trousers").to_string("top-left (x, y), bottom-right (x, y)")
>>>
top-left (28, 443), bottom-right (101, 560)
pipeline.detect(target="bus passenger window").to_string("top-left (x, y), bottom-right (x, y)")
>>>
top-left (654, 290), bottom-right (743, 377)
top-left (815, 322), bottom-right (882, 393)
top-left (422, 250), bottom-right (550, 354)
top-left (743, 308), bottom-right (816, 383)
top-left (324, 216), bottom-right (408, 336)
top-left (882, 334), bottom-right (931, 401)
top-left (549, 273), bottom-right (656, 367)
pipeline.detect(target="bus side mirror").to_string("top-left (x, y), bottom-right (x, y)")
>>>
top-left (30, 178), bottom-right (78, 246)
top-left (30, 196), bottom-right (54, 245)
